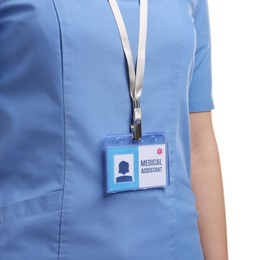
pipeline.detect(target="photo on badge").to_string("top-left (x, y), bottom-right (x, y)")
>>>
top-left (106, 146), bottom-right (140, 193)
top-left (114, 154), bottom-right (134, 183)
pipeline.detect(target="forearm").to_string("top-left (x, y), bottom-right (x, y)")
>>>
top-left (190, 112), bottom-right (228, 260)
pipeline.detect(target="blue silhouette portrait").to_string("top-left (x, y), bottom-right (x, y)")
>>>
top-left (116, 161), bottom-right (133, 183)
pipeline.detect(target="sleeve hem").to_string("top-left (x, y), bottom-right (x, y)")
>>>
top-left (188, 97), bottom-right (215, 112)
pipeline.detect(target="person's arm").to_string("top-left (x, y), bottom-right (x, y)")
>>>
top-left (190, 111), bottom-right (228, 260)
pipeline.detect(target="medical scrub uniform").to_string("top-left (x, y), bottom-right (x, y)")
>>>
top-left (0, 0), bottom-right (214, 259)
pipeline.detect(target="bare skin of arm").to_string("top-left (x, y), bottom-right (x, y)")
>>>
top-left (190, 111), bottom-right (228, 260)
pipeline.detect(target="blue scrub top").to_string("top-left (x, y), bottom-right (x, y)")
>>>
top-left (0, 0), bottom-right (214, 259)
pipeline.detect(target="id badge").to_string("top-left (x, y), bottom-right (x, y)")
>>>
top-left (105, 132), bottom-right (169, 194)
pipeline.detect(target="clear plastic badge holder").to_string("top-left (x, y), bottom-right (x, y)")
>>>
top-left (105, 132), bottom-right (170, 194)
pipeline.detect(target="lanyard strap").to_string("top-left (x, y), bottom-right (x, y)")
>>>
top-left (108, 0), bottom-right (148, 140)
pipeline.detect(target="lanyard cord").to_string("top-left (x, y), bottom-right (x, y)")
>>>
top-left (108, 0), bottom-right (148, 140)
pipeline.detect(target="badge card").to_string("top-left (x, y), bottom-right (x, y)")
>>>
top-left (105, 133), bottom-right (169, 194)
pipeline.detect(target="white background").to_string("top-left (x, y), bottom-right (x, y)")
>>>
top-left (209, 0), bottom-right (254, 259)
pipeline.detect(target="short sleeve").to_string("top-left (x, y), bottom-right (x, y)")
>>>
top-left (188, 0), bottom-right (215, 112)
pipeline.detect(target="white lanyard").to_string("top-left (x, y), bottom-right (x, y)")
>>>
top-left (108, 0), bottom-right (148, 140)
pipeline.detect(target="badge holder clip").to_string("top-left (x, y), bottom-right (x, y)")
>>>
top-left (130, 100), bottom-right (142, 140)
